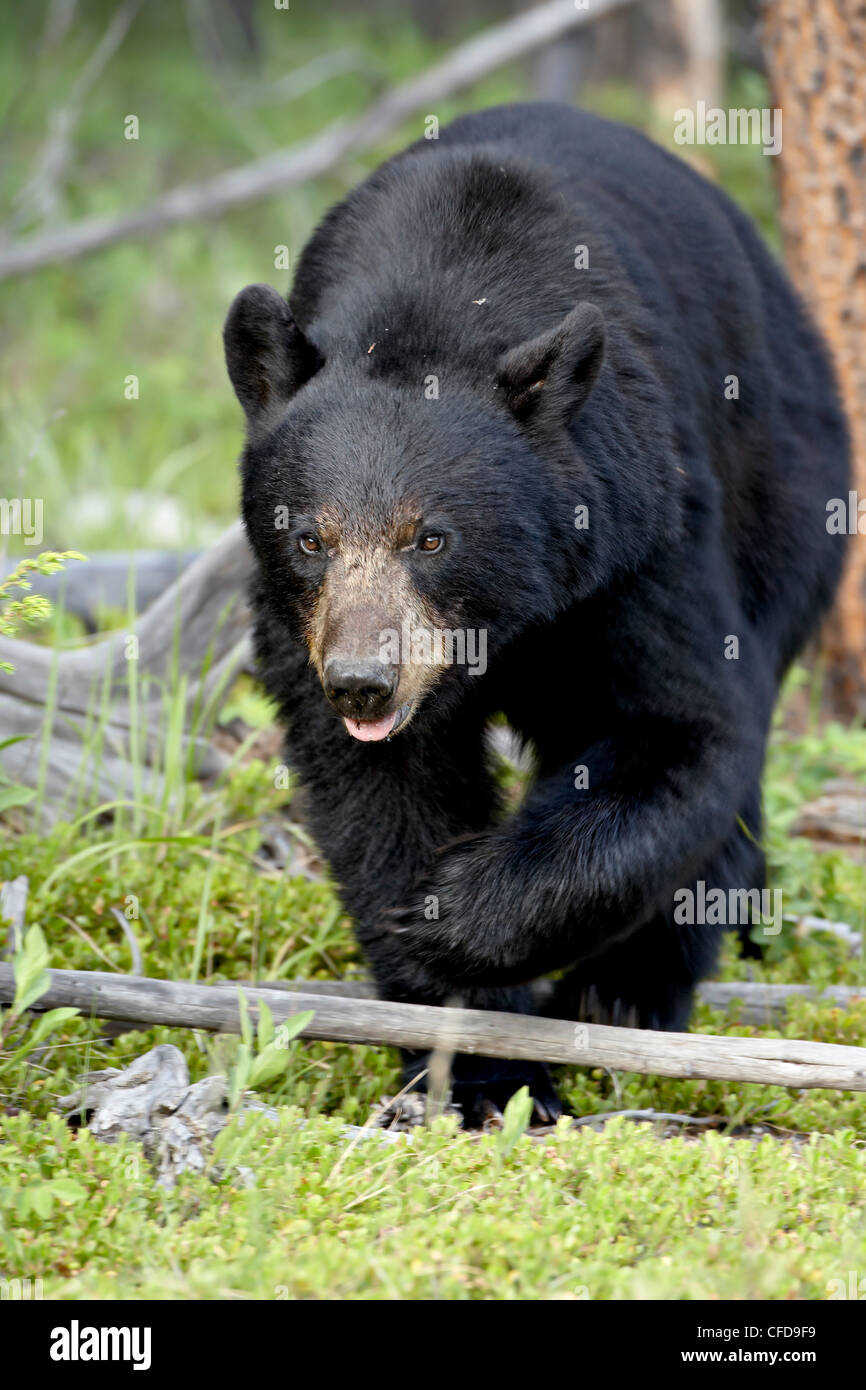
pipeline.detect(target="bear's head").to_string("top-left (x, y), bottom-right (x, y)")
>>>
top-left (224, 283), bottom-right (605, 740)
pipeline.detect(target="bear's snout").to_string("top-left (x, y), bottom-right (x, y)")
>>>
top-left (323, 658), bottom-right (398, 720)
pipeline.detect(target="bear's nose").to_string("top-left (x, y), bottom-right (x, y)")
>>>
top-left (323, 660), bottom-right (397, 718)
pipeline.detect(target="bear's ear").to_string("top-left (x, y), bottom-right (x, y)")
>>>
top-left (496, 302), bottom-right (605, 428)
top-left (223, 283), bottom-right (324, 434)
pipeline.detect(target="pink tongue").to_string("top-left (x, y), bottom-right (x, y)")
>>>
top-left (344, 711), bottom-right (398, 742)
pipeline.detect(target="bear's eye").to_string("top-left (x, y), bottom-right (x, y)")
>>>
top-left (298, 533), bottom-right (321, 556)
top-left (418, 532), bottom-right (444, 554)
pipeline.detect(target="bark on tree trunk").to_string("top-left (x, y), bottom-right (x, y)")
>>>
top-left (762, 0), bottom-right (866, 715)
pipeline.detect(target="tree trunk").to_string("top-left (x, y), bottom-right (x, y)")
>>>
top-left (763, 1), bottom-right (866, 715)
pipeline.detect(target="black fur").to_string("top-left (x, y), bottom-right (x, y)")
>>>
top-left (224, 104), bottom-right (849, 1119)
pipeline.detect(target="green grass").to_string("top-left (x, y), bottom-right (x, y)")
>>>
top-left (4, 1110), bottom-right (866, 1300)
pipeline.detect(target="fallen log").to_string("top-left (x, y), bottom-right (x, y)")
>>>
top-left (3, 964), bottom-right (866, 1092)
top-left (213, 975), bottom-right (866, 1028)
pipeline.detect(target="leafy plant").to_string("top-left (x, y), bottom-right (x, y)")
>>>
top-left (227, 991), bottom-right (315, 1111)
top-left (496, 1085), bottom-right (534, 1162)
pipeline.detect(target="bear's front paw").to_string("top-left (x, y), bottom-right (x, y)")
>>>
top-left (381, 835), bottom-right (508, 985)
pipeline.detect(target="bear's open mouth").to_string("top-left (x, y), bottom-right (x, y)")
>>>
top-left (343, 702), bottom-right (412, 742)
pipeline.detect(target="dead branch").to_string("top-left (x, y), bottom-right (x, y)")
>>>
top-left (0, 0), bottom-right (636, 280)
top-left (3, 965), bottom-right (866, 1092)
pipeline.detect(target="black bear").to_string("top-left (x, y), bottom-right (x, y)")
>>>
top-left (224, 103), bottom-right (849, 1123)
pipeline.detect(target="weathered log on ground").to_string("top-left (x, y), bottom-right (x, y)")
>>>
top-left (221, 975), bottom-right (866, 1028)
top-left (3, 965), bottom-right (866, 1091)
top-left (0, 524), bottom-right (253, 809)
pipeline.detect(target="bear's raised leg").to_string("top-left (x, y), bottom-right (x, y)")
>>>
top-left (381, 708), bottom-right (771, 997)
top-left (545, 800), bottom-right (768, 1033)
